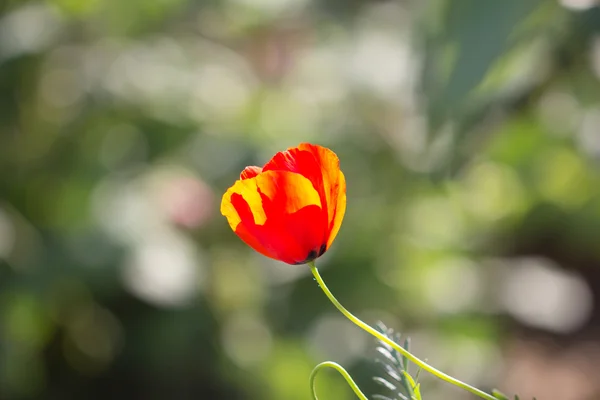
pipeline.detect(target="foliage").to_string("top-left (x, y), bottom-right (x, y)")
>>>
top-left (372, 323), bottom-right (422, 400)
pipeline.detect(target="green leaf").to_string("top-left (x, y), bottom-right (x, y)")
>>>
top-left (424, 0), bottom-right (545, 125)
top-left (413, 383), bottom-right (422, 400)
top-left (373, 322), bottom-right (421, 400)
top-left (401, 371), bottom-right (417, 400)
top-left (402, 337), bottom-right (411, 372)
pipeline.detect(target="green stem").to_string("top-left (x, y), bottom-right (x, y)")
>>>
top-left (310, 361), bottom-right (368, 400)
top-left (308, 262), bottom-right (496, 400)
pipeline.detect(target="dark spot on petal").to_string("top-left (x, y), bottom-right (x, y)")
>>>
top-left (318, 243), bottom-right (327, 256)
top-left (294, 248), bottom-right (320, 265)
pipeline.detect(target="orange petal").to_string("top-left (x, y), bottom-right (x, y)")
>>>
top-left (262, 147), bottom-right (323, 192)
top-left (255, 170), bottom-right (321, 216)
top-left (296, 143), bottom-right (346, 249)
top-left (229, 193), bottom-right (274, 259)
top-left (262, 146), bottom-right (328, 241)
top-left (221, 177), bottom-right (267, 230)
top-left (221, 170), bottom-right (325, 264)
top-left (325, 170), bottom-right (346, 249)
top-left (240, 166), bottom-right (262, 180)
top-left (262, 143), bottom-right (346, 251)
top-left (240, 204), bottom-right (326, 264)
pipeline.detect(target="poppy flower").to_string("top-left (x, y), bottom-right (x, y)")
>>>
top-left (221, 143), bottom-right (346, 265)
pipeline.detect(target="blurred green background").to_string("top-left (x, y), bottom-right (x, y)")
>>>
top-left (2, 0), bottom-right (600, 399)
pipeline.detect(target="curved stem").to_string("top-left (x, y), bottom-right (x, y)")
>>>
top-left (310, 361), bottom-right (368, 400)
top-left (308, 262), bottom-right (496, 400)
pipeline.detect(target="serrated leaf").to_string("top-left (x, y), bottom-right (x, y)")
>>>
top-left (414, 367), bottom-right (422, 384)
top-left (402, 337), bottom-right (411, 372)
top-left (376, 347), bottom-right (400, 366)
top-left (372, 395), bottom-right (395, 400)
top-left (373, 377), bottom-right (397, 392)
top-left (372, 322), bottom-right (421, 400)
top-left (401, 371), bottom-right (416, 400)
top-left (402, 371), bottom-right (417, 389)
top-left (414, 383), bottom-right (422, 400)
top-left (396, 393), bottom-right (409, 400)
top-left (376, 360), bottom-right (402, 382)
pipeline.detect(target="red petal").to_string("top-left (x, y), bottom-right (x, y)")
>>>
top-left (229, 193), bottom-right (273, 259)
top-left (263, 143), bottom-right (346, 251)
top-left (240, 166), bottom-right (262, 180)
top-left (221, 170), bottom-right (326, 264)
top-left (263, 146), bottom-right (328, 243)
top-left (297, 143), bottom-right (346, 249)
top-left (238, 204), bottom-right (325, 264)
